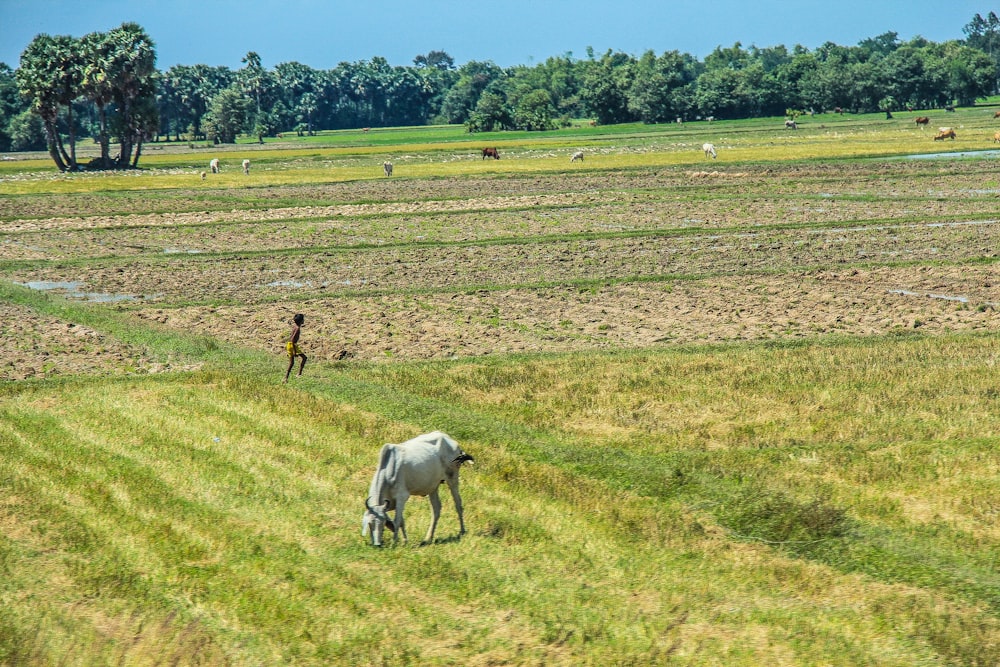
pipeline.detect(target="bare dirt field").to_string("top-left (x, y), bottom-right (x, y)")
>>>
top-left (125, 265), bottom-right (1000, 365)
top-left (3, 161), bottom-right (999, 378)
top-left (0, 303), bottom-right (197, 380)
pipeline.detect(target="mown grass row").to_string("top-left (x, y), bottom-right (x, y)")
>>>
top-left (2, 309), bottom-right (1000, 664)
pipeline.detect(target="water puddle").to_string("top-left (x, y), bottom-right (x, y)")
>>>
top-left (265, 280), bottom-right (309, 288)
top-left (17, 280), bottom-right (141, 302)
top-left (902, 149), bottom-right (1000, 160)
top-left (889, 289), bottom-right (970, 303)
top-left (928, 293), bottom-right (969, 303)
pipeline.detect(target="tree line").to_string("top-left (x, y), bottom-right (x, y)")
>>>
top-left (1, 13), bottom-right (998, 170)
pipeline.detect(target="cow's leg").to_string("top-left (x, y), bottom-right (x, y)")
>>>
top-left (394, 494), bottom-right (409, 544)
top-left (446, 479), bottom-right (466, 535)
top-left (424, 490), bottom-right (442, 544)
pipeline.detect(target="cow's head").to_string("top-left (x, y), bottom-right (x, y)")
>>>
top-left (362, 497), bottom-right (395, 547)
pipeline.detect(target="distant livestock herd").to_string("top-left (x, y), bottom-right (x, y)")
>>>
top-left (193, 110), bottom-right (1000, 181)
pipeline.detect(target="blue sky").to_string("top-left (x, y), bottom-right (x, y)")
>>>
top-left (0, 0), bottom-right (993, 70)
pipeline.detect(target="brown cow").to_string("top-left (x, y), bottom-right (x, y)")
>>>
top-left (993, 132), bottom-right (1000, 143)
top-left (915, 116), bottom-right (929, 127)
top-left (933, 129), bottom-right (956, 141)
top-left (481, 147), bottom-right (500, 160)
top-left (994, 110), bottom-right (1000, 118)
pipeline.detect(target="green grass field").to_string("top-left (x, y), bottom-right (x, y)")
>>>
top-left (1, 107), bottom-right (999, 665)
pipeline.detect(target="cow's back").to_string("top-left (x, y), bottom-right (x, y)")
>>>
top-left (395, 436), bottom-right (449, 496)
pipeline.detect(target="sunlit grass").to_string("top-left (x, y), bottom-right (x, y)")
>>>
top-left (3, 107), bottom-right (998, 195)
top-left (2, 331), bottom-right (1000, 664)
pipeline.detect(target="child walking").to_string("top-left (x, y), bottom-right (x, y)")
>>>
top-left (284, 313), bottom-right (307, 382)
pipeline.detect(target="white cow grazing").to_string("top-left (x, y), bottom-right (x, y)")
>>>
top-left (703, 143), bottom-right (717, 159)
top-left (383, 161), bottom-right (393, 177)
top-left (242, 159), bottom-right (250, 175)
top-left (209, 158), bottom-right (220, 173)
top-left (362, 431), bottom-right (474, 547)
top-left (571, 150), bottom-right (584, 162)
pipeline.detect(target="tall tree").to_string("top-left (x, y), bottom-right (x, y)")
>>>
top-left (156, 64), bottom-right (226, 140)
top-left (273, 61), bottom-right (318, 131)
top-left (203, 85), bottom-right (250, 143)
top-left (939, 41), bottom-right (998, 105)
top-left (0, 63), bottom-right (27, 152)
top-left (628, 50), bottom-right (698, 123)
top-left (963, 12), bottom-right (1000, 92)
top-left (438, 60), bottom-right (504, 124)
top-left (103, 23), bottom-right (158, 167)
top-left (512, 88), bottom-right (556, 130)
top-left (80, 29), bottom-right (117, 164)
top-left (413, 51), bottom-right (459, 122)
top-left (238, 51), bottom-right (276, 139)
top-left (16, 33), bottom-right (81, 170)
top-left (858, 31), bottom-right (901, 57)
top-left (581, 50), bottom-right (636, 125)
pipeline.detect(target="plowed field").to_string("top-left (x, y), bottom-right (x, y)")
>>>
top-left (3, 160), bottom-right (999, 378)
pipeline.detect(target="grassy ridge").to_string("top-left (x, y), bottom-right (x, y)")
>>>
top-left (2, 325), bottom-right (1000, 664)
top-left (2, 113), bottom-right (1000, 664)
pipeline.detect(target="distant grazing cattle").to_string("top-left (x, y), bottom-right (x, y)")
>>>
top-left (915, 116), bottom-right (930, 127)
top-left (571, 150), bottom-right (584, 162)
top-left (702, 143), bottom-right (717, 159)
top-left (945, 105), bottom-right (956, 112)
top-left (784, 119), bottom-right (797, 129)
top-left (200, 171), bottom-right (206, 180)
top-left (209, 158), bottom-right (220, 173)
top-left (242, 159), bottom-right (250, 175)
top-left (362, 431), bottom-right (474, 547)
top-left (834, 107), bottom-right (844, 115)
top-left (993, 132), bottom-right (1000, 143)
top-left (362, 127), bottom-right (370, 133)
top-left (383, 161), bottom-right (393, 177)
top-left (933, 128), bottom-right (956, 141)
top-left (994, 110), bottom-right (1000, 118)
top-left (481, 147), bottom-right (500, 160)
